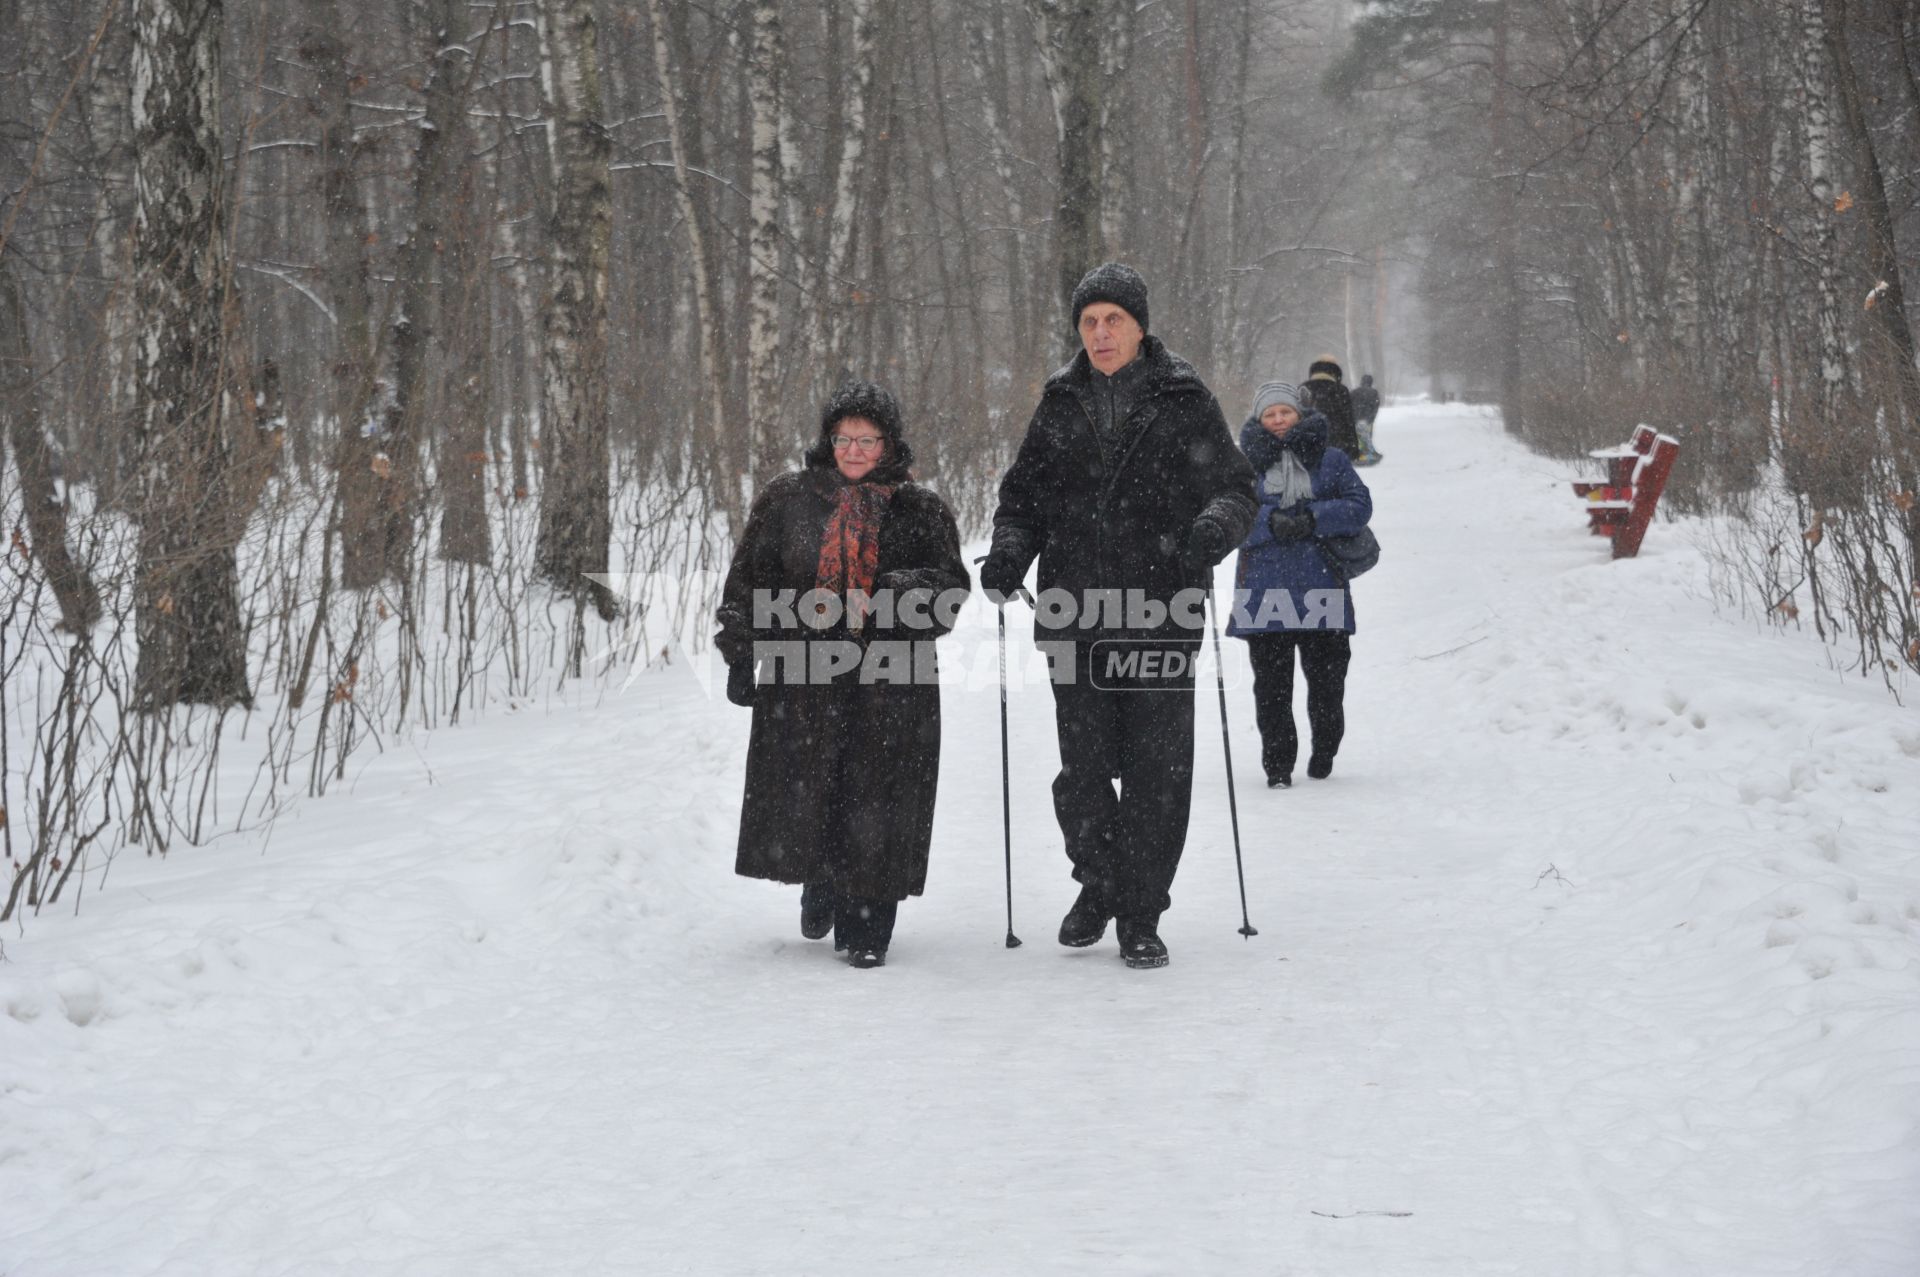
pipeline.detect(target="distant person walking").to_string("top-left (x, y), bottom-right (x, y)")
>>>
top-left (1303, 355), bottom-right (1362, 457)
top-left (1350, 373), bottom-right (1383, 465)
top-left (715, 380), bottom-right (971, 969)
top-left (981, 262), bottom-right (1256, 970)
top-left (1227, 381), bottom-right (1372, 787)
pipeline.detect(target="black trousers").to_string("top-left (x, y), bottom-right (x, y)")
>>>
top-left (834, 894), bottom-right (898, 950)
top-left (1245, 632), bottom-right (1351, 780)
top-left (1046, 642), bottom-right (1196, 919)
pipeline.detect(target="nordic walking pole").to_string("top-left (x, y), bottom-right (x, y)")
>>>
top-left (976, 555), bottom-right (1025, 948)
top-left (996, 596), bottom-right (1023, 948)
top-left (1206, 587), bottom-right (1258, 938)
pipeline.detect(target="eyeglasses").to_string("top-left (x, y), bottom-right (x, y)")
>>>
top-left (832, 435), bottom-right (885, 453)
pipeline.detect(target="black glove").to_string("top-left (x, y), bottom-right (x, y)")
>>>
top-left (725, 660), bottom-right (758, 708)
top-left (1268, 508), bottom-right (1316, 542)
top-left (1184, 518), bottom-right (1231, 570)
top-left (978, 553), bottom-right (1026, 602)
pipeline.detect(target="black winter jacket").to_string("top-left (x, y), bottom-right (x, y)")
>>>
top-left (1305, 378), bottom-right (1361, 455)
top-left (989, 337), bottom-right (1257, 642)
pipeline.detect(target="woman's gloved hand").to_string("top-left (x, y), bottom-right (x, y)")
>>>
top-left (1267, 508), bottom-right (1316, 543)
top-left (726, 660), bottom-right (758, 707)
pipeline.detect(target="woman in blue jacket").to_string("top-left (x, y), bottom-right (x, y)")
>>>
top-left (1227, 381), bottom-right (1373, 787)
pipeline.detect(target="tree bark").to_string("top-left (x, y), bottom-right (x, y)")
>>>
top-left (746, 0), bottom-right (786, 485)
top-left (1027, 0), bottom-right (1105, 351)
top-left (1798, 0), bottom-right (1848, 411)
top-left (648, 0), bottom-right (738, 513)
top-left (533, 0), bottom-right (615, 619)
top-left (1491, 0), bottom-right (1525, 433)
top-left (306, 2), bottom-right (385, 590)
top-left (821, 0), bottom-right (883, 375)
top-left (129, 0), bottom-right (252, 708)
top-left (1, 255), bottom-right (100, 633)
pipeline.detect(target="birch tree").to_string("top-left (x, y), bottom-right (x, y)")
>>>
top-left (746, 0), bottom-right (786, 484)
top-left (1026, 0), bottom-right (1106, 342)
top-left (129, 0), bottom-right (252, 707)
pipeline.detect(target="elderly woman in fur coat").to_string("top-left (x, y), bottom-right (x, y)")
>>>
top-left (714, 380), bottom-right (970, 968)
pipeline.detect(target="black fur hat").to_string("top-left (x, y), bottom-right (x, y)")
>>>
top-left (1308, 355), bottom-right (1345, 383)
top-left (804, 378), bottom-right (915, 472)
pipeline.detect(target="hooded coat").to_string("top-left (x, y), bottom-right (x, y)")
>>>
top-left (989, 336), bottom-right (1257, 642)
top-left (1350, 376), bottom-right (1381, 425)
top-left (714, 391), bottom-right (970, 901)
top-left (1227, 409), bottom-right (1372, 637)
top-left (1305, 358), bottom-right (1362, 456)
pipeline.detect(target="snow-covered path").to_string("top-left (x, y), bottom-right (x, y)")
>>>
top-left (5, 405), bottom-right (1917, 1275)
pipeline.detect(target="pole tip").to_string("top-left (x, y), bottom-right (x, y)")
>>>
top-left (1005, 933), bottom-right (1023, 948)
top-left (1239, 925), bottom-right (1259, 938)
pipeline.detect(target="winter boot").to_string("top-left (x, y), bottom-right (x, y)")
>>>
top-left (1267, 772), bottom-right (1292, 789)
top-left (846, 947), bottom-right (886, 969)
top-left (1307, 753), bottom-right (1334, 780)
top-left (1058, 885), bottom-right (1111, 947)
top-left (800, 882), bottom-right (836, 940)
top-left (1116, 916), bottom-right (1169, 969)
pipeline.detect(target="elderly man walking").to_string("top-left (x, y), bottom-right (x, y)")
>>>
top-left (979, 263), bottom-right (1256, 969)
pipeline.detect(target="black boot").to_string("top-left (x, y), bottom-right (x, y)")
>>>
top-left (1306, 753), bottom-right (1333, 780)
top-left (1116, 916), bottom-right (1169, 969)
top-left (836, 897), bottom-right (897, 968)
top-left (800, 882), bottom-right (835, 940)
top-left (1266, 772), bottom-right (1292, 789)
top-left (1058, 885), bottom-right (1111, 947)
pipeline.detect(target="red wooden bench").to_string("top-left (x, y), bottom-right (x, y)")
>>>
top-left (1571, 426), bottom-right (1680, 559)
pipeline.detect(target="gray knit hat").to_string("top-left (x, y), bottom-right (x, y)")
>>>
top-left (1252, 380), bottom-right (1307, 419)
top-left (1070, 262), bottom-right (1150, 334)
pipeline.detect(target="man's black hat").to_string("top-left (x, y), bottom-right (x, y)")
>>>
top-left (1070, 262), bottom-right (1150, 335)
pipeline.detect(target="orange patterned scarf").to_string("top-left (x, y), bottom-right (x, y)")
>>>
top-left (816, 481), bottom-right (897, 608)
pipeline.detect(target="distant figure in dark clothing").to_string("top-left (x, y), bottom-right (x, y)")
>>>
top-left (1303, 355), bottom-right (1361, 456)
top-left (1350, 373), bottom-right (1383, 464)
top-left (1351, 374), bottom-right (1380, 428)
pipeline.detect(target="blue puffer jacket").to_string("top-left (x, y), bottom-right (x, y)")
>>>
top-left (1226, 410), bottom-right (1373, 636)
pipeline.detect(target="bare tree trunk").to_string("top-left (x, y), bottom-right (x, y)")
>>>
top-left (1098, 2), bottom-right (1136, 258)
top-left (1027, 0), bottom-right (1104, 350)
top-left (648, 0), bottom-right (737, 514)
top-left (1798, 0), bottom-right (1848, 411)
top-left (746, 0), bottom-right (785, 485)
top-left (1, 255), bottom-right (100, 632)
top-left (1491, 0), bottom-right (1525, 433)
top-left (80, 9), bottom-right (135, 502)
top-left (821, 0), bottom-right (883, 374)
top-left (1180, 0), bottom-right (1212, 374)
top-left (439, 117), bottom-right (494, 566)
top-left (389, 0), bottom-right (496, 570)
top-left (306, 3), bottom-right (385, 590)
top-left (129, 0), bottom-right (252, 709)
top-left (534, 0), bottom-right (615, 621)
top-left (1221, 0), bottom-right (1254, 375)
top-left (1824, 0), bottom-right (1920, 554)
top-left (1824, 0), bottom-right (1916, 396)
top-left (1668, 3), bottom-right (1706, 369)
top-left (965, 0), bottom-right (1031, 390)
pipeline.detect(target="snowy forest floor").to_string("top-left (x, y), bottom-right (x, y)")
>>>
top-left (4, 403), bottom-right (1918, 1276)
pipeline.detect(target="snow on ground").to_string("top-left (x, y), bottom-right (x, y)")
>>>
top-left (3, 404), bottom-right (1917, 1276)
